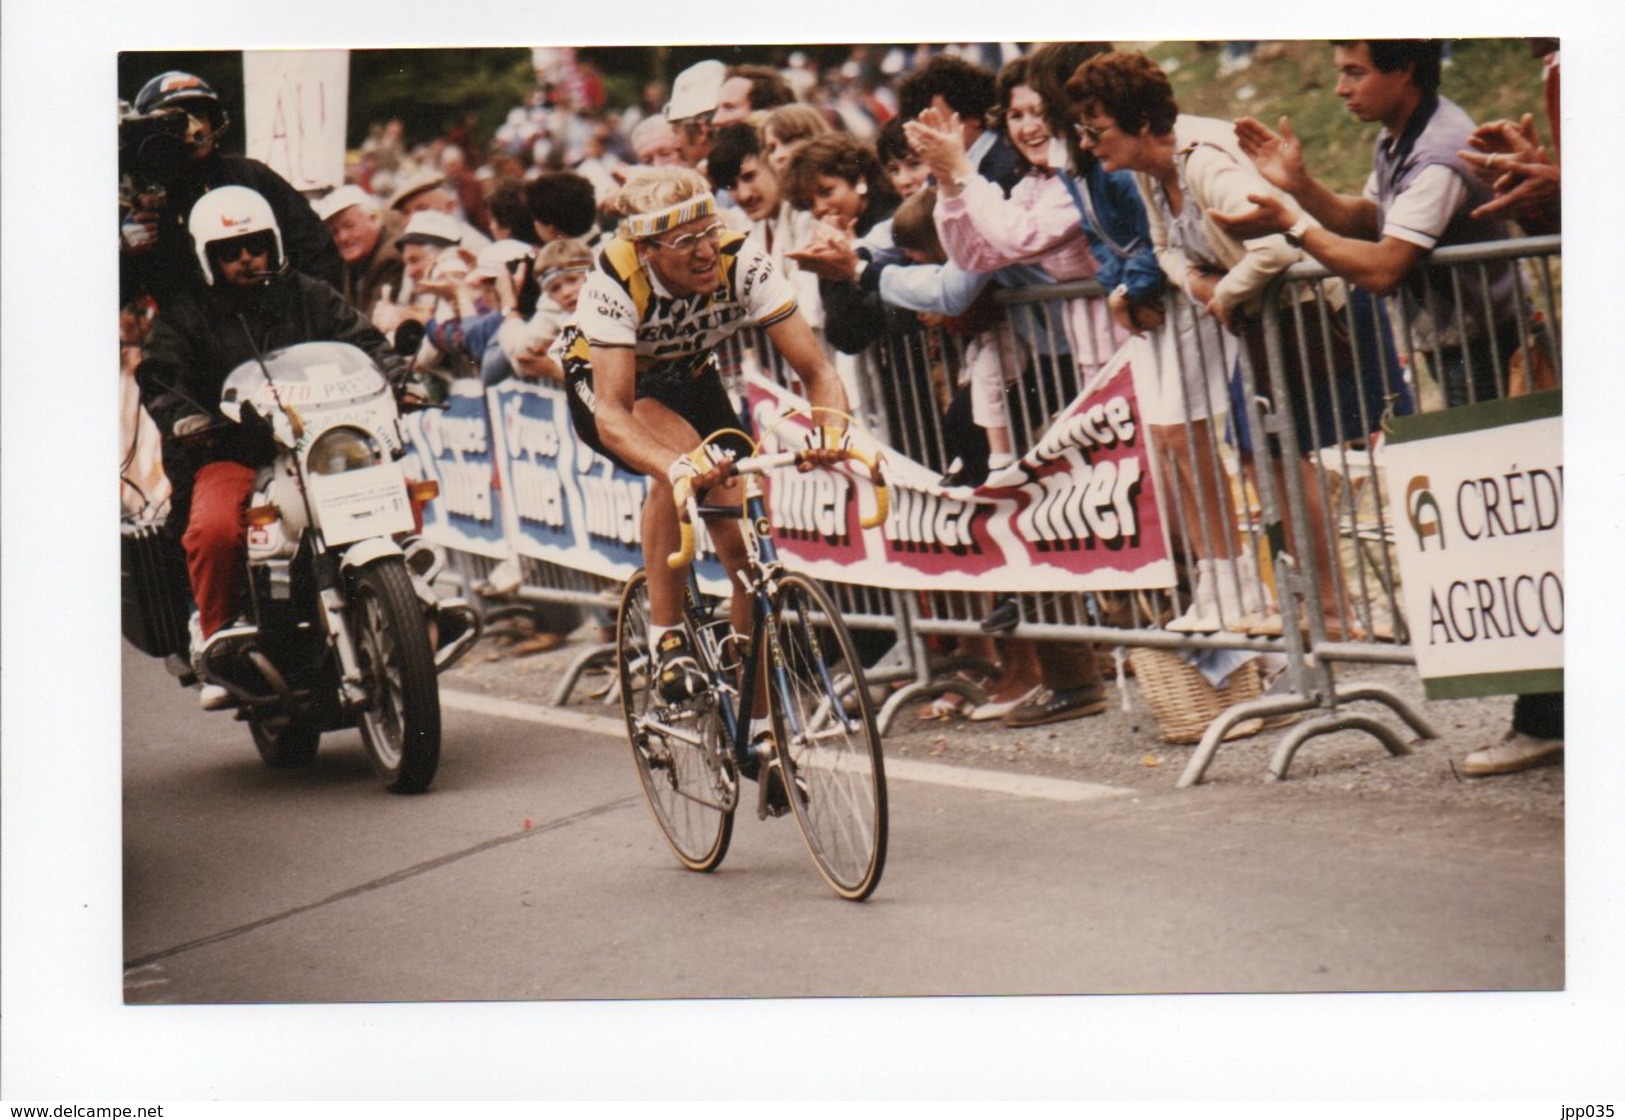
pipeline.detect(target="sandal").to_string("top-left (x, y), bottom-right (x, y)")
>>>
top-left (1002, 685), bottom-right (1108, 728)
top-left (967, 684), bottom-right (1042, 722)
top-left (918, 692), bottom-right (972, 721)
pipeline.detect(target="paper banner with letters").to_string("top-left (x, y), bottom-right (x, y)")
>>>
top-left (242, 50), bottom-right (349, 194)
top-left (1381, 389), bottom-right (1563, 700)
top-left (742, 343), bottom-right (1176, 593)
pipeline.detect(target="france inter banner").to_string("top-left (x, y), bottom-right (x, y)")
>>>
top-left (741, 342), bottom-right (1177, 593)
top-left (399, 380), bottom-right (507, 558)
top-left (485, 378), bottom-right (729, 594)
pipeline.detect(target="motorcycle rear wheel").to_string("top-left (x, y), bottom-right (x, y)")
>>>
top-left (349, 556), bottom-right (442, 794)
top-left (248, 710), bottom-right (321, 768)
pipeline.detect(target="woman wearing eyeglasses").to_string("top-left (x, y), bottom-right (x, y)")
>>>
top-left (1064, 51), bottom-right (1365, 634)
top-left (557, 165), bottom-right (850, 719)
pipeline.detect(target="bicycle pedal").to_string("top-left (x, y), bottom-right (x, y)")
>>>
top-left (757, 761), bottom-right (800, 819)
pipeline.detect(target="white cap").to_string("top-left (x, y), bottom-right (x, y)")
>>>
top-left (467, 239), bottom-right (534, 280)
top-left (314, 184), bottom-right (377, 222)
top-left (665, 59), bottom-right (726, 122)
top-left (395, 209), bottom-right (463, 248)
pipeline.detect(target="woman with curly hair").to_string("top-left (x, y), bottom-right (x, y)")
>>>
top-left (1065, 50), bottom-right (1372, 634)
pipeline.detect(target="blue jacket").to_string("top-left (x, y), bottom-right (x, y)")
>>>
top-left (1060, 162), bottom-right (1163, 303)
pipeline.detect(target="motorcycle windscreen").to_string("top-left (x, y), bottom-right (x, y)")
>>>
top-left (220, 342), bottom-right (390, 425)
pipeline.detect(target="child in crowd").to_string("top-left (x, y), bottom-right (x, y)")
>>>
top-left (488, 239), bottom-right (593, 387)
top-left (875, 116), bottom-right (932, 200)
top-left (423, 238), bottom-right (533, 381)
top-left (889, 187), bottom-right (1028, 490)
top-left (888, 187), bottom-right (1046, 723)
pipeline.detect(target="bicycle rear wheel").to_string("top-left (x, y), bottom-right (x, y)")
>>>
top-left (617, 569), bottom-right (734, 872)
top-left (767, 572), bottom-right (887, 900)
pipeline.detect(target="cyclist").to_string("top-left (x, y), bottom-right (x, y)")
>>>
top-left (558, 166), bottom-right (851, 770)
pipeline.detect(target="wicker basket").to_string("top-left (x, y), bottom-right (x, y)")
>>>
top-left (1126, 647), bottom-right (1265, 744)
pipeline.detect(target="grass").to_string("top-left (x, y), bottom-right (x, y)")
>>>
top-left (1129, 39), bottom-right (1551, 194)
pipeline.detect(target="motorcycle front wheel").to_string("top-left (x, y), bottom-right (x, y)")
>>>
top-left (348, 555), bottom-right (442, 793)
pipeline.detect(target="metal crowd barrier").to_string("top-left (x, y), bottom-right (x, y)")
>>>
top-left (456, 234), bottom-right (1559, 786)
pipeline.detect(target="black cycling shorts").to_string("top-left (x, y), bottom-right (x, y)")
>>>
top-left (560, 324), bottom-right (751, 473)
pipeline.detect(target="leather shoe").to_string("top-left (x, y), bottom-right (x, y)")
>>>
top-left (1461, 733), bottom-right (1563, 777)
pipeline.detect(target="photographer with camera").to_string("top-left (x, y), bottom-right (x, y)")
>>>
top-left (119, 70), bottom-right (341, 311)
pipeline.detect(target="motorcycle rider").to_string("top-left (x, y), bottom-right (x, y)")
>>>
top-left (137, 185), bottom-right (409, 708)
top-left (120, 70), bottom-right (342, 311)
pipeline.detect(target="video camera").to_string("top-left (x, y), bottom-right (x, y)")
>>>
top-left (119, 108), bottom-right (193, 184)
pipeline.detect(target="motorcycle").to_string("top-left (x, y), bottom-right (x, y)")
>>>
top-left (122, 330), bottom-right (481, 793)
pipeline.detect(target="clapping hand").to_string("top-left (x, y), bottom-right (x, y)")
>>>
top-left (902, 104), bottom-right (973, 185)
top-left (1459, 114), bottom-right (1559, 228)
top-left (786, 215), bottom-right (862, 281)
top-left (1233, 116), bottom-right (1309, 194)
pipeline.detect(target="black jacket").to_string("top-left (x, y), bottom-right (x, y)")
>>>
top-left (121, 155), bottom-right (343, 310)
top-left (816, 199), bottom-right (904, 356)
top-left (137, 270), bottom-right (400, 528)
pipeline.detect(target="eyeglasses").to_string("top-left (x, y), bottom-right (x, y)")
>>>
top-left (1073, 120), bottom-right (1117, 144)
top-left (649, 221), bottom-right (725, 253)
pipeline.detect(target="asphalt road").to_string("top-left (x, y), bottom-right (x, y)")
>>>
top-left (121, 642), bottom-right (1563, 1004)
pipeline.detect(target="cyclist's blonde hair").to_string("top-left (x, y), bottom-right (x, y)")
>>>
top-left (611, 166), bottom-right (713, 220)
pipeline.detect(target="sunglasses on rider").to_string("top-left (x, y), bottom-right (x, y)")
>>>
top-left (209, 231), bottom-right (277, 263)
top-left (648, 221), bottom-right (725, 254)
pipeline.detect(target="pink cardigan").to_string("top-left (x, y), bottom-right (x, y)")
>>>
top-left (935, 168), bottom-right (1122, 371)
top-left (934, 170), bottom-right (1100, 282)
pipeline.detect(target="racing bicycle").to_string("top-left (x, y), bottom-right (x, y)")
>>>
top-left (614, 417), bottom-right (890, 900)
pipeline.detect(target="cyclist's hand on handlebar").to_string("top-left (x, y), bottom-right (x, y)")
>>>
top-left (666, 451), bottom-right (734, 504)
top-left (798, 446), bottom-right (847, 472)
top-left (797, 424), bottom-right (851, 472)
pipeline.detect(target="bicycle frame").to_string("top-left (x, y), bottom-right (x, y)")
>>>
top-left (678, 467), bottom-right (865, 792)
top-left (680, 476), bottom-right (785, 783)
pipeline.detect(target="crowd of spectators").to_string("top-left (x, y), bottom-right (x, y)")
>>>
top-left (120, 39), bottom-right (1563, 770)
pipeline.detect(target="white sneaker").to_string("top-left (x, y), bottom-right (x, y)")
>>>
top-left (981, 461), bottom-right (1030, 490)
top-left (1210, 558), bottom-right (1248, 631)
top-left (198, 684), bottom-right (235, 711)
top-left (1230, 549), bottom-right (1274, 629)
top-left (1461, 733), bottom-right (1563, 777)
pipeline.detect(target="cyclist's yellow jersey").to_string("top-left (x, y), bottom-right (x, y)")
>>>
top-left (568, 229), bottom-right (798, 379)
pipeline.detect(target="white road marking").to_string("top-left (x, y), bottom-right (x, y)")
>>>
top-left (882, 757), bottom-right (1130, 802)
top-left (440, 688), bottom-right (1131, 803)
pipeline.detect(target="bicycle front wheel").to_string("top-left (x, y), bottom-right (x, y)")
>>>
top-left (767, 572), bottom-right (887, 900)
top-left (617, 569), bottom-right (734, 872)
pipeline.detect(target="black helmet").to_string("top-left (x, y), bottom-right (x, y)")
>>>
top-left (134, 70), bottom-right (229, 131)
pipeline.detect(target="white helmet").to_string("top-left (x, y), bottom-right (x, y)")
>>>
top-left (188, 185), bottom-right (284, 285)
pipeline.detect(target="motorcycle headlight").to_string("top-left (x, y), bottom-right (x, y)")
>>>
top-left (308, 427), bottom-right (381, 475)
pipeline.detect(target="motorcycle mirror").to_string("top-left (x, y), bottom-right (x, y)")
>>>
top-left (393, 320), bottom-right (426, 358)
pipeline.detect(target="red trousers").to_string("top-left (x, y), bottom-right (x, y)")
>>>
top-left (184, 461), bottom-right (256, 638)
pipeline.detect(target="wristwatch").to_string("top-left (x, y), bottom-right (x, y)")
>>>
top-left (1283, 215), bottom-right (1311, 248)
